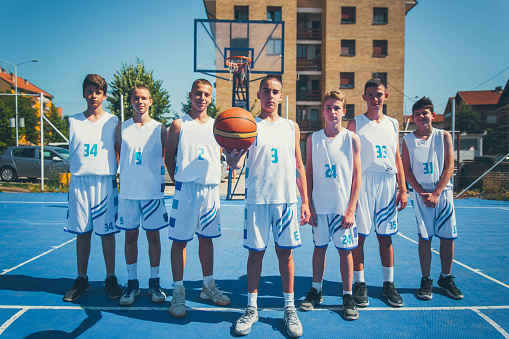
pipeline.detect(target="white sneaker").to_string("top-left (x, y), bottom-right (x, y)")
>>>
top-left (200, 279), bottom-right (230, 306)
top-left (284, 307), bottom-right (303, 337)
top-left (148, 278), bottom-right (166, 303)
top-left (235, 306), bottom-right (258, 336)
top-left (170, 285), bottom-right (186, 317)
top-left (119, 279), bottom-right (140, 306)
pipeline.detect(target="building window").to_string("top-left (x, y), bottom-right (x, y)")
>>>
top-left (267, 39), bottom-right (283, 55)
top-left (372, 72), bottom-right (387, 87)
top-left (297, 45), bottom-right (307, 58)
top-left (373, 8), bottom-right (388, 24)
top-left (341, 40), bottom-right (356, 56)
top-left (235, 6), bottom-right (248, 21)
top-left (345, 104), bottom-right (355, 120)
top-left (267, 7), bottom-right (282, 21)
top-left (341, 7), bottom-right (356, 24)
top-left (373, 40), bottom-right (388, 57)
top-left (486, 115), bottom-right (497, 124)
top-left (340, 73), bottom-right (355, 89)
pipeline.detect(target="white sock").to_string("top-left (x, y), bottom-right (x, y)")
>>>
top-left (78, 273), bottom-right (87, 279)
top-left (354, 270), bottom-right (365, 283)
top-left (248, 292), bottom-right (258, 308)
top-left (203, 275), bottom-right (213, 288)
top-left (173, 280), bottom-right (184, 287)
top-left (150, 266), bottom-right (159, 279)
top-left (312, 281), bottom-right (322, 293)
top-left (284, 292), bottom-right (295, 308)
top-left (383, 266), bottom-right (394, 282)
top-left (441, 272), bottom-right (451, 278)
top-left (343, 290), bottom-right (352, 295)
top-left (127, 263), bottom-right (137, 281)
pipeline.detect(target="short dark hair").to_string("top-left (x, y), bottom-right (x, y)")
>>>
top-left (364, 77), bottom-right (386, 94)
top-left (130, 85), bottom-right (152, 99)
top-left (259, 75), bottom-right (282, 91)
top-left (412, 96), bottom-right (434, 114)
top-left (82, 74), bottom-right (107, 96)
top-left (191, 79), bottom-right (212, 92)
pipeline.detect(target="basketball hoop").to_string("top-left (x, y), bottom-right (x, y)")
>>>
top-left (225, 56), bottom-right (251, 81)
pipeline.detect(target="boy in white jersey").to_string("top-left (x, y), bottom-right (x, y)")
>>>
top-left (165, 79), bottom-right (230, 318)
top-left (346, 78), bottom-right (408, 308)
top-left (299, 90), bottom-right (362, 320)
top-left (115, 85), bottom-right (168, 305)
top-left (402, 97), bottom-right (463, 300)
top-left (225, 76), bottom-right (310, 337)
top-left (63, 74), bottom-right (123, 302)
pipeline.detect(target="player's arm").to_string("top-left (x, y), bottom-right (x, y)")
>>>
top-left (160, 124), bottom-right (168, 158)
top-left (342, 133), bottom-right (362, 229)
top-left (305, 134), bottom-right (316, 226)
top-left (426, 130), bottom-right (454, 206)
top-left (401, 139), bottom-right (425, 197)
top-left (164, 119), bottom-right (181, 183)
top-left (223, 148), bottom-right (247, 170)
top-left (395, 138), bottom-right (408, 211)
top-left (115, 120), bottom-right (122, 159)
top-left (346, 119), bottom-right (356, 133)
top-left (295, 122), bottom-right (310, 225)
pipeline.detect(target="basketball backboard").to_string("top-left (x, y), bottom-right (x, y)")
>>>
top-left (194, 19), bottom-right (285, 77)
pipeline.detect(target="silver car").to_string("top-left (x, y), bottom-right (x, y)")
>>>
top-left (0, 146), bottom-right (70, 182)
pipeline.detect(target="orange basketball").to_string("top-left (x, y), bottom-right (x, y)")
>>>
top-left (213, 107), bottom-right (257, 150)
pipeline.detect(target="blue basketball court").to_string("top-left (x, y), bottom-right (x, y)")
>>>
top-left (0, 192), bottom-right (508, 338)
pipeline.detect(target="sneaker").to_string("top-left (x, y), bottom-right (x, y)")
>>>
top-left (382, 281), bottom-right (404, 307)
top-left (437, 275), bottom-right (463, 300)
top-left (342, 294), bottom-right (359, 320)
top-left (284, 307), bottom-right (303, 338)
top-left (119, 279), bottom-right (140, 306)
top-left (199, 279), bottom-right (230, 306)
top-left (235, 306), bottom-right (258, 336)
top-left (170, 285), bottom-right (187, 317)
top-left (105, 276), bottom-right (122, 299)
top-left (353, 282), bottom-right (369, 307)
top-left (417, 277), bottom-right (433, 300)
top-left (63, 277), bottom-right (90, 302)
top-left (299, 287), bottom-right (323, 311)
top-left (148, 277), bottom-right (166, 303)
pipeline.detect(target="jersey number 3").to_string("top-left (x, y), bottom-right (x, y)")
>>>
top-left (84, 144), bottom-right (98, 157)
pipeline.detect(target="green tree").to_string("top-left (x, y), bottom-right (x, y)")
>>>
top-left (181, 96), bottom-right (220, 118)
top-left (107, 59), bottom-right (171, 125)
top-left (483, 128), bottom-right (508, 156)
top-left (456, 102), bottom-right (482, 134)
top-left (0, 92), bottom-right (39, 153)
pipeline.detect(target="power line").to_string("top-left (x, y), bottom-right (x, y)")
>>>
top-left (470, 66), bottom-right (509, 91)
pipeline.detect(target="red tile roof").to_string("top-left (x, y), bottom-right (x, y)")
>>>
top-left (0, 70), bottom-right (53, 99)
top-left (458, 90), bottom-right (502, 106)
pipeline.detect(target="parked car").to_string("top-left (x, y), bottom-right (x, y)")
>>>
top-left (0, 146), bottom-right (70, 182)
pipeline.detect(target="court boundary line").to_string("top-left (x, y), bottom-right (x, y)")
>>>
top-left (472, 308), bottom-right (509, 338)
top-left (397, 232), bottom-right (509, 290)
top-left (1, 238), bottom-right (76, 276)
top-left (0, 308), bottom-right (27, 335)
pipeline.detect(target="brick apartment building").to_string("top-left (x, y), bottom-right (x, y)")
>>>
top-left (202, 0), bottom-right (417, 150)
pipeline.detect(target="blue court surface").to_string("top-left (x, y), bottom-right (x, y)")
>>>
top-left (0, 193), bottom-right (508, 338)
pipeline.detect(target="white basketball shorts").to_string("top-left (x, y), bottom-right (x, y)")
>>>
top-left (117, 198), bottom-right (169, 231)
top-left (313, 214), bottom-right (358, 250)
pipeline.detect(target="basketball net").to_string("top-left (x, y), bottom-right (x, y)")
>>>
top-left (225, 56), bottom-right (251, 82)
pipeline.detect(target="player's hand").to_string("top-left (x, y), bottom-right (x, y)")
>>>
top-left (341, 211), bottom-right (355, 229)
top-left (308, 205), bottom-right (317, 227)
top-left (421, 192), bottom-right (439, 208)
top-left (300, 202), bottom-right (311, 225)
top-left (223, 148), bottom-right (247, 168)
top-left (396, 190), bottom-right (408, 211)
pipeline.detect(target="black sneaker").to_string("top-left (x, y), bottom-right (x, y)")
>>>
top-left (105, 276), bottom-right (122, 299)
top-left (382, 281), bottom-right (404, 307)
top-left (342, 294), bottom-right (359, 320)
top-left (353, 282), bottom-right (369, 307)
top-left (417, 277), bottom-right (433, 300)
top-left (437, 275), bottom-right (463, 300)
top-left (299, 287), bottom-right (323, 311)
top-left (63, 277), bottom-right (90, 302)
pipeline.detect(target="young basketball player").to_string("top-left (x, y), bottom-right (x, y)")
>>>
top-left (225, 75), bottom-right (310, 337)
top-left (402, 97), bottom-right (463, 300)
top-left (115, 85), bottom-right (168, 305)
top-left (63, 74), bottom-right (122, 302)
top-left (165, 79), bottom-right (230, 318)
top-left (346, 78), bottom-right (408, 308)
top-left (299, 90), bottom-right (361, 320)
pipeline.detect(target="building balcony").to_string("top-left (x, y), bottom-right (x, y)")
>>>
top-left (297, 28), bottom-right (321, 41)
top-left (297, 89), bottom-right (321, 101)
top-left (297, 58), bottom-right (321, 72)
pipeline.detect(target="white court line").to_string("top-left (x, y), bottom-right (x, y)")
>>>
top-left (0, 308), bottom-right (28, 335)
top-left (472, 308), bottom-right (509, 338)
top-left (398, 232), bottom-right (509, 289)
top-left (0, 201), bottom-right (67, 204)
top-left (1, 238), bottom-right (76, 276)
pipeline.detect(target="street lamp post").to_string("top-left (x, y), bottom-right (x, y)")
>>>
top-left (0, 59), bottom-right (39, 146)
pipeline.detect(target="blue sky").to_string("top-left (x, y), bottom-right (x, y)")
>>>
top-left (1, 0), bottom-right (508, 118)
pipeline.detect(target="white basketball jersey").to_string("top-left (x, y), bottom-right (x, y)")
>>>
top-left (119, 119), bottom-right (165, 199)
top-left (403, 128), bottom-right (452, 191)
top-left (355, 114), bottom-right (399, 174)
top-left (174, 114), bottom-right (221, 185)
top-left (311, 129), bottom-right (354, 214)
top-left (245, 117), bottom-right (297, 204)
top-left (69, 112), bottom-right (118, 176)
